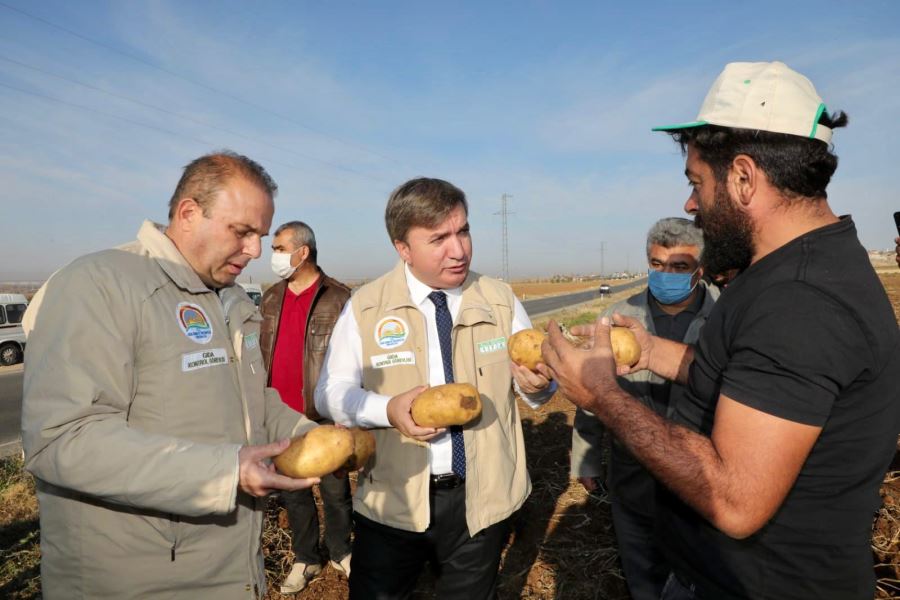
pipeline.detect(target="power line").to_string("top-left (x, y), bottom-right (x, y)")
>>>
top-left (0, 80), bottom-right (389, 194)
top-left (0, 53), bottom-right (390, 183)
top-left (0, 1), bottom-right (417, 172)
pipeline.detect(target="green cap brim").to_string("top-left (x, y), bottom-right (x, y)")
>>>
top-left (652, 120), bottom-right (708, 132)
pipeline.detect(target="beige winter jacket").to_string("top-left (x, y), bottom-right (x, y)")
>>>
top-left (351, 261), bottom-right (531, 534)
top-left (21, 221), bottom-right (315, 599)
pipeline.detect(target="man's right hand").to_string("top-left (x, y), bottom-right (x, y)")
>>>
top-left (387, 385), bottom-right (445, 442)
top-left (238, 439), bottom-right (320, 498)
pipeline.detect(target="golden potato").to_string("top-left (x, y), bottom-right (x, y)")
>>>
top-left (560, 323), bottom-right (641, 367)
top-left (610, 326), bottom-right (641, 367)
top-left (344, 427), bottom-right (376, 471)
top-left (273, 425), bottom-right (355, 478)
top-left (507, 328), bottom-right (546, 370)
top-left (411, 383), bottom-right (482, 427)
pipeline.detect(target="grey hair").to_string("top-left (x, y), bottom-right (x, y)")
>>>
top-left (646, 217), bottom-right (704, 258)
top-left (274, 220), bottom-right (318, 263)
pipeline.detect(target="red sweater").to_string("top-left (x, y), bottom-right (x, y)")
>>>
top-left (269, 277), bottom-right (319, 412)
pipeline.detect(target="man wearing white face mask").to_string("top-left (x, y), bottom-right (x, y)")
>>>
top-left (571, 217), bottom-right (718, 600)
top-left (259, 221), bottom-right (353, 593)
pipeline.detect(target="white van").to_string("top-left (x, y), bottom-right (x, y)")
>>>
top-left (0, 293), bottom-right (28, 366)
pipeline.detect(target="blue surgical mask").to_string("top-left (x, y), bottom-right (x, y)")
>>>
top-left (648, 269), bottom-right (699, 305)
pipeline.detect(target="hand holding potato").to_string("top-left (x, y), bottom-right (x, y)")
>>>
top-left (239, 439), bottom-right (320, 497)
top-left (387, 385), bottom-right (444, 442)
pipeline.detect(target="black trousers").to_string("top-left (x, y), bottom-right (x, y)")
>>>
top-left (283, 472), bottom-right (353, 564)
top-left (611, 496), bottom-right (670, 600)
top-left (349, 482), bottom-right (512, 600)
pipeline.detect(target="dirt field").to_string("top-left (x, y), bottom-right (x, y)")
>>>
top-left (2, 273), bottom-right (900, 599)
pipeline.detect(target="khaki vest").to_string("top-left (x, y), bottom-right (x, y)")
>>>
top-left (352, 261), bottom-right (531, 534)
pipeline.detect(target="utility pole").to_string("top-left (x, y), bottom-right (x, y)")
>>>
top-left (494, 194), bottom-right (513, 281)
top-left (599, 241), bottom-right (607, 278)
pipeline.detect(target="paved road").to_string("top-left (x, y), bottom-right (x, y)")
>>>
top-left (0, 364), bottom-right (23, 457)
top-left (522, 277), bottom-right (647, 318)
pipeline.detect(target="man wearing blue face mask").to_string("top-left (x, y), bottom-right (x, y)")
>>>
top-left (571, 217), bottom-right (718, 600)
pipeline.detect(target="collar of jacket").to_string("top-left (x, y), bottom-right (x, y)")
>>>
top-left (374, 261), bottom-right (498, 328)
top-left (136, 220), bottom-right (212, 294)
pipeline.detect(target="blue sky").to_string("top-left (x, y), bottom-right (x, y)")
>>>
top-left (2, 1), bottom-right (898, 283)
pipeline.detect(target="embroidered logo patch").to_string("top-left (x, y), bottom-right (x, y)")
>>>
top-left (478, 337), bottom-right (507, 354)
top-left (181, 348), bottom-right (228, 372)
top-left (370, 351), bottom-right (416, 369)
top-left (374, 316), bottom-right (409, 350)
top-left (176, 302), bottom-right (213, 344)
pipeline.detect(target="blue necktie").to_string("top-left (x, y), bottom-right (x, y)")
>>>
top-left (428, 290), bottom-right (466, 479)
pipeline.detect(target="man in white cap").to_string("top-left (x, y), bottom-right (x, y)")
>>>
top-left (542, 62), bottom-right (900, 599)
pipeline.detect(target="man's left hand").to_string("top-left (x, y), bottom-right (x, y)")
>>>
top-left (538, 317), bottom-right (620, 413)
top-left (510, 361), bottom-right (552, 394)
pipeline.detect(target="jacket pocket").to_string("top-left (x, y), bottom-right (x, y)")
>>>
top-left (308, 314), bottom-right (338, 352)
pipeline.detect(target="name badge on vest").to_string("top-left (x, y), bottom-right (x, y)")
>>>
top-left (182, 348), bottom-right (228, 372)
top-left (370, 351), bottom-right (415, 369)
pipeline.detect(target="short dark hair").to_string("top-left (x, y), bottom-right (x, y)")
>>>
top-left (385, 178), bottom-right (468, 243)
top-left (168, 150), bottom-right (277, 220)
top-left (668, 110), bottom-right (849, 200)
top-left (274, 220), bottom-right (318, 263)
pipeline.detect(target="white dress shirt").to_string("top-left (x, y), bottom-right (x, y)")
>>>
top-left (315, 264), bottom-right (555, 475)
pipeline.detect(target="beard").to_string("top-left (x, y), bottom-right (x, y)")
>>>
top-left (695, 182), bottom-right (755, 279)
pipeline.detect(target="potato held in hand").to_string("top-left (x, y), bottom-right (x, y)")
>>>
top-left (411, 383), bottom-right (482, 427)
top-left (560, 323), bottom-right (641, 367)
top-left (610, 326), bottom-right (641, 367)
top-left (507, 328), bottom-right (546, 371)
top-left (273, 425), bottom-right (355, 478)
top-left (344, 427), bottom-right (376, 471)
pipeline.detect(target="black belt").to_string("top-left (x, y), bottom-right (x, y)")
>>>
top-left (430, 473), bottom-right (465, 489)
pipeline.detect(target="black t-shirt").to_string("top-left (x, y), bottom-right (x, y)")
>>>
top-left (658, 217), bottom-right (900, 599)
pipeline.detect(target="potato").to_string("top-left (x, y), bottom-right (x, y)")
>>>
top-left (411, 383), bottom-right (482, 427)
top-left (560, 323), bottom-right (641, 367)
top-left (507, 328), bottom-right (546, 370)
top-left (273, 425), bottom-right (355, 478)
top-left (610, 326), bottom-right (641, 367)
top-left (344, 427), bottom-right (376, 471)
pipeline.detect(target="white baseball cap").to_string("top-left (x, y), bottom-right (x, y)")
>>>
top-left (653, 61), bottom-right (832, 144)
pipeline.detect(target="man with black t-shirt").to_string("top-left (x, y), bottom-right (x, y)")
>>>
top-left (541, 61), bottom-right (900, 599)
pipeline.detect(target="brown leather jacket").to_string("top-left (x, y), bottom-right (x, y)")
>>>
top-left (260, 270), bottom-right (350, 421)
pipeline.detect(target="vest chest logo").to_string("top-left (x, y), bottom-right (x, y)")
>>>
top-left (176, 302), bottom-right (213, 344)
top-left (478, 337), bottom-right (507, 354)
top-left (374, 316), bottom-right (409, 349)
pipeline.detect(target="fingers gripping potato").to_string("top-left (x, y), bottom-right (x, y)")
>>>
top-left (273, 425), bottom-right (355, 478)
top-left (559, 323), bottom-right (641, 367)
top-left (507, 328), bottom-right (547, 370)
top-left (411, 383), bottom-right (482, 427)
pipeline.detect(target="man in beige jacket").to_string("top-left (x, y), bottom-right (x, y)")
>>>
top-left (316, 177), bottom-right (554, 599)
top-left (22, 151), bottom-right (319, 599)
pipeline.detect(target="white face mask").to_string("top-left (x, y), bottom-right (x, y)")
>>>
top-left (270, 248), bottom-right (303, 279)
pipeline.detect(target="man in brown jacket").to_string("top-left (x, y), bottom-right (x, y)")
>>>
top-left (22, 151), bottom-right (320, 599)
top-left (259, 220), bottom-right (352, 593)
